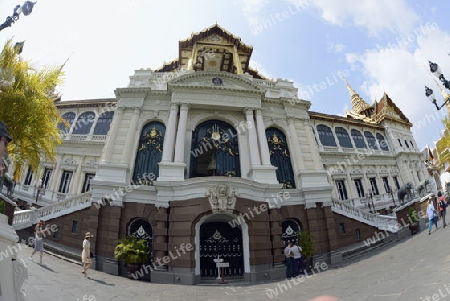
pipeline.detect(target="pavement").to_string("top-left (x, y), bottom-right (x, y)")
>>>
top-left (17, 221), bottom-right (450, 301)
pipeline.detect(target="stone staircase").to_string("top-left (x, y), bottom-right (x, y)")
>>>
top-left (12, 192), bottom-right (92, 231)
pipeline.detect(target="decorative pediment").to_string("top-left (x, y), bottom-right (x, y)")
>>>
top-left (205, 184), bottom-right (238, 213)
top-left (168, 72), bottom-right (262, 94)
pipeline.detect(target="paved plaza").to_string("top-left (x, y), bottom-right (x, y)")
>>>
top-left (18, 223), bottom-right (450, 301)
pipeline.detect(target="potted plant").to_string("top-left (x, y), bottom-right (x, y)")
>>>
top-left (114, 236), bottom-right (150, 279)
top-left (296, 231), bottom-right (316, 272)
top-left (407, 206), bottom-right (419, 235)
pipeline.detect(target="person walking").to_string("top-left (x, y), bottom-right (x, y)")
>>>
top-left (427, 197), bottom-right (438, 234)
top-left (438, 191), bottom-right (447, 228)
top-left (29, 220), bottom-right (46, 263)
top-left (284, 242), bottom-right (294, 279)
top-left (82, 232), bottom-right (94, 279)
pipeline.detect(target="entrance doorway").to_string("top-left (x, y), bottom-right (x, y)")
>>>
top-left (199, 222), bottom-right (244, 277)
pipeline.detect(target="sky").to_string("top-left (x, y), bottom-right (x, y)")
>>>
top-left (1, 0), bottom-right (450, 150)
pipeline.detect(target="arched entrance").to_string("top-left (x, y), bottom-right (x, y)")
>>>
top-left (195, 214), bottom-right (250, 277)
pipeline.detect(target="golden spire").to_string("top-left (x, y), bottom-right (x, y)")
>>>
top-left (343, 77), bottom-right (371, 115)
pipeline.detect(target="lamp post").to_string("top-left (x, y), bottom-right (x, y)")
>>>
top-left (425, 61), bottom-right (450, 110)
top-left (0, 1), bottom-right (36, 32)
top-left (365, 189), bottom-right (376, 213)
top-left (388, 185), bottom-right (396, 207)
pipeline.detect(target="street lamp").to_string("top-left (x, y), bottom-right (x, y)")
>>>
top-left (425, 61), bottom-right (450, 110)
top-left (387, 185), bottom-right (396, 207)
top-left (0, 1), bottom-right (36, 32)
top-left (365, 189), bottom-right (376, 214)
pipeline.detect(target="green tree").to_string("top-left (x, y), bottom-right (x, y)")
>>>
top-left (0, 39), bottom-right (64, 179)
top-left (436, 117), bottom-right (450, 171)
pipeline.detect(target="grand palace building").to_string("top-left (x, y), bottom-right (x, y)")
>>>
top-left (8, 24), bottom-right (428, 284)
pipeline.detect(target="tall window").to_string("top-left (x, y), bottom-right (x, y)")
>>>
top-left (335, 180), bottom-right (348, 200)
top-left (72, 111), bottom-right (96, 135)
top-left (24, 167), bottom-right (33, 186)
top-left (59, 171), bottom-right (73, 193)
top-left (266, 128), bottom-right (296, 188)
top-left (376, 133), bottom-right (389, 151)
top-left (335, 127), bottom-right (353, 148)
top-left (133, 122), bottom-right (165, 183)
top-left (93, 111), bottom-right (115, 135)
top-left (393, 176), bottom-right (400, 189)
top-left (41, 168), bottom-right (52, 189)
top-left (58, 112), bottom-right (76, 133)
top-left (317, 124), bottom-right (337, 146)
top-left (82, 173), bottom-right (95, 193)
top-left (369, 178), bottom-right (379, 195)
top-left (382, 177), bottom-right (389, 193)
top-left (364, 131), bottom-right (378, 150)
top-left (354, 179), bottom-right (365, 197)
top-left (351, 129), bottom-right (367, 148)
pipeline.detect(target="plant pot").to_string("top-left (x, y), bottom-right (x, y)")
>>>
top-left (126, 263), bottom-right (142, 279)
top-left (409, 222), bottom-right (418, 235)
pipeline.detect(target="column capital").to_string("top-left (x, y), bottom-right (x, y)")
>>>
top-left (244, 107), bottom-right (255, 115)
top-left (180, 103), bottom-right (190, 111)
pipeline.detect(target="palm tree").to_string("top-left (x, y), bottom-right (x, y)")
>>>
top-left (0, 39), bottom-right (65, 179)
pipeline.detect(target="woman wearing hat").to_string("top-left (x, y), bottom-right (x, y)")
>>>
top-left (29, 220), bottom-right (45, 263)
top-left (82, 232), bottom-right (94, 279)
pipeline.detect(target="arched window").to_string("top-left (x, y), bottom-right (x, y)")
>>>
top-left (132, 121), bottom-right (165, 183)
top-left (351, 129), bottom-right (367, 148)
top-left (364, 131), bottom-right (378, 150)
top-left (317, 124), bottom-right (337, 147)
top-left (58, 112), bottom-right (76, 133)
top-left (335, 127), bottom-right (353, 148)
top-left (72, 111), bottom-right (96, 135)
top-left (93, 111), bottom-right (114, 135)
top-left (190, 120), bottom-right (240, 178)
top-left (376, 133), bottom-right (389, 151)
top-left (266, 128), bottom-right (296, 188)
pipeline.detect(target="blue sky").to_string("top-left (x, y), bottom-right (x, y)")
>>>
top-left (1, 0), bottom-right (450, 150)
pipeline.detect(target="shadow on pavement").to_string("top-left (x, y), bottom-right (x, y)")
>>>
top-left (90, 278), bottom-right (114, 286)
top-left (37, 263), bottom-right (56, 273)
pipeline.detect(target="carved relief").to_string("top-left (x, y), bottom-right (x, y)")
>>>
top-left (205, 184), bottom-right (238, 213)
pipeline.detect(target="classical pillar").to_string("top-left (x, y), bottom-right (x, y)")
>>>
top-left (245, 108), bottom-right (261, 166)
top-left (174, 104), bottom-right (189, 163)
top-left (287, 117), bottom-right (305, 170)
top-left (103, 107), bottom-right (123, 163)
top-left (161, 104), bottom-right (179, 162)
top-left (70, 156), bottom-right (85, 194)
top-left (120, 108), bottom-right (141, 165)
top-left (49, 156), bottom-right (62, 191)
top-left (255, 109), bottom-right (271, 166)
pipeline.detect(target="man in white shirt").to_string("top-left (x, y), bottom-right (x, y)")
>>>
top-left (284, 242), bottom-right (294, 279)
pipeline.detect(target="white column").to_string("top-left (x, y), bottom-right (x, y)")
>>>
top-left (121, 108), bottom-right (141, 164)
top-left (245, 108), bottom-right (261, 166)
top-left (287, 117), bottom-right (305, 170)
top-left (255, 109), bottom-right (271, 166)
top-left (103, 107), bottom-right (123, 163)
top-left (161, 104), bottom-right (179, 162)
top-left (70, 156), bottom-right (84, 194)
top-left (174, 104), bottom-right (189, 163)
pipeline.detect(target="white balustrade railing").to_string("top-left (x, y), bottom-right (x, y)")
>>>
top-left (13, 192), bottom-right (92, 230)
top-left (331, 199), bottom-right (400, 232)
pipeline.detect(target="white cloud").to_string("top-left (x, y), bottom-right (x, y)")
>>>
top-left (285, 0), bottom-right (419, 36)
top-left (345, 27), bottom-right (450, 147)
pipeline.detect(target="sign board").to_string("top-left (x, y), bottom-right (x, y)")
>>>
top-left (216, 262), bottom-right (229, 268)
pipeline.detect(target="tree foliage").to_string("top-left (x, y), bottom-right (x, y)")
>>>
top-left (436, 117), bottom-right (450, 170)
top-left (0, 39), bottom-right (64, 179)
